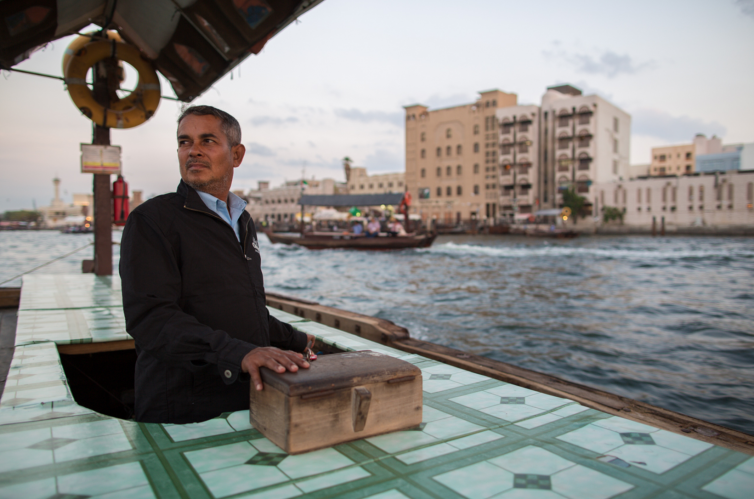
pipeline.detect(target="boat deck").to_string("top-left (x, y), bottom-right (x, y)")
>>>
top-left (0, 274), bottom-right (751, 498)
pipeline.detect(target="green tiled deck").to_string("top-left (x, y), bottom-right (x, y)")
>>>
top-left (0, 275), bottom-right (751, 498)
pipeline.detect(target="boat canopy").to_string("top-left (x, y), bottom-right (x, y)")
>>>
top-left (299, 193), bottom-right (406, 207)
top-left (534, 209), bottom-right (563, 216)
top-left (0, 0), bottom-right (324, 102)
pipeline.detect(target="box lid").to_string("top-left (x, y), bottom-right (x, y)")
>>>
top-left (259, 351), bottom-right (420, 397)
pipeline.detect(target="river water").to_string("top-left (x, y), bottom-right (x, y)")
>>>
top-left (1, 230), bottom-right (753, 435)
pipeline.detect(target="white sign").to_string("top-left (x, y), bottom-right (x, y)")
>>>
top-left (81, 144), bottom-right (121, 174)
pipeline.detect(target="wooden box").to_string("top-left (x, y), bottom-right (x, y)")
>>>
top-left (249, 351), bottom-right (423, 454)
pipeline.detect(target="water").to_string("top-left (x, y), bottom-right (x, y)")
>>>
top-left (2, 230), bottom-right (753, 435)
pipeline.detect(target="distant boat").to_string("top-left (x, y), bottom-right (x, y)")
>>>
top-left (265, 191), bottom-right (436, 250)
top-left (265, 231), bottom-right (437, 250)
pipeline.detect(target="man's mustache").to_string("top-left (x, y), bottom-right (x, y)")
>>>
top-left (185, 158), bottom-right (210, 168)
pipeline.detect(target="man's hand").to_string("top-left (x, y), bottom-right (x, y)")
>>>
top-left (242, 347), bottom-right (310, 391)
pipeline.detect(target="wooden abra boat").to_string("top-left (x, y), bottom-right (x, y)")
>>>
top-left (265, 231), bottom-right (437, 250)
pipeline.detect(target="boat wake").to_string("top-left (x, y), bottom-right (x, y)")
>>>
top-left (424, 242), bottom-right (754, 261)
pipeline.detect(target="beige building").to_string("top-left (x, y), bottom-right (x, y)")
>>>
top-left (244, 178), bottom-right (344, 224)
top-left (495, 84), bottom-right (631, 217)
top-left (649, 134), bottom-right (723, 176)
top-left (346, 167), bottom-right (405, 194)
top-left (592, 170), bottom-right (754, 228)
top-left (404, 89), bottom-right (518, 224)
top-left (650, 144), bottom-right (696, 176)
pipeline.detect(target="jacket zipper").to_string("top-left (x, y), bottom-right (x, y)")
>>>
top-left (183, 204), bottom-right (252, 260)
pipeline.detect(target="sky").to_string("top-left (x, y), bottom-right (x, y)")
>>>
top-left (1, 0), bottom-right (753, 211)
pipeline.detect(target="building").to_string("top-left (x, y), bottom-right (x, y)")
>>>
top-left (404, 89), bottom-right (518, 224)
top-left (244, 178), bottom-right (344, 224)
top-left (696, 143), bottom-right (754, 173)
top-left (591, 170), bottom-right (754, 228)
top-left (496, 84), bottom-right (631, 217)
top-left (649, 134), bottom-right (725, 176)
top-left (346, 166), bottom-right (404, 195)
top-left (38, 178), bottom-right (87, 228)
top-left (650, 143), bottom-right (696, 176)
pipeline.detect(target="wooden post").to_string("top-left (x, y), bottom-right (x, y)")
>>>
top-left (90, 54), bottom-right (117, 276)
top-left (661, 216), bottom-right (665, 236)
top-left (652, 216), bottom-right (657, 237)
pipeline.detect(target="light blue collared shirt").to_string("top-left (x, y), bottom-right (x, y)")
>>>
top-left (196, 190), bottom-right (248, 242)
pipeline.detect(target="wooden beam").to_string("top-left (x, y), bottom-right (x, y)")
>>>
top-left (57, 340), bottom-right (134, 355)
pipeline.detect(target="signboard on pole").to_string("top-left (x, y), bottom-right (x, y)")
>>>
top-left (80, 144), bottom-right (121, 174)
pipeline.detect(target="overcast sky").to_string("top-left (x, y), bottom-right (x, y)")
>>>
top-left (1, 0), bottom-right (753, 211)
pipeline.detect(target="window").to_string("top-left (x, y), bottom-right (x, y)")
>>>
top-left (378, 183), bottom-right (383, 188)
top-left (457, 145), bottom-right (462, 155)
top-left (419, 188), bottom-right (430, 199)
top-left (473, 163), bottom-right (479, 174)
top-left (699, 185), bottom-right (704, 202)
top-left (474, 143), bottom-right (480, 153)
top-left (685, 151), bottom-right (692, 160)
top-left (436, 187), bottom-right (442, 197)
top-left (474, 124), bottom-right (479, 135)
top-left (388, 182), bottom-right (393, 188)
top-left (436, 167), bottom-right (441, 177)
top-left (420, 149), bottom-right (426, 159)
top-left (519, 141), bottom-right (529, 154)
top-left (519, 122), bottom-right (529, 133)
top-left (672, 187), bottom-right (677, 203)
top-left (579, 113), bottom-right (590, 125)
top-left (558, 116), bottom-right (569, 127)
top-left (637, 189), bottom-right (642, 203)
top-left (446, 128), bottom-right (452, 139)
top-left (613, 117), bottom-right (619, 132)
top-left (359, 184), bottom-right (364, 190)
top-left (420, 132), bottom-right (426, 142)
top-left (646, 188), bottom-right (651, 203)
top-left (613, 138), bottom-right (619, 153)
top-left (421, 168), bottom-right (426, 178)
top-left (501, 143), bottom-right (512, 155)
top-left (446, 186), bottom-right (452, 196)
top-left (473, 185), bottom-right (480, 195)
top-left (398, 181), bottom-right (403, 187)
top-left (612, 160), bottom-right (618, 175)
top-left (457, 185), bottom-right (462, 196)
top-left (688, 186), bottom-right (693, 201)
top-left (436, 147), bottom-right (441, 157)
top-left (457, 165), bottom-right (462, 175)
top-left (446, 166), bottom-right (452, 176)
top-left (369, 184), bottom-right (373, 189)
top-left (747, 182), bottom-right (753, 204)
top-left (558, 138), bottom-right (569, 150)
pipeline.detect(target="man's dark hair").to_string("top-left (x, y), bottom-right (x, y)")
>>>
top-left (178, 105), bottom-right (242, 147)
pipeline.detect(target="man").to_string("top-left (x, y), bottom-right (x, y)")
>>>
top-left (366, 217), bottom-right (381, 237)
top-left (120, 105), bottom-right (314, 424)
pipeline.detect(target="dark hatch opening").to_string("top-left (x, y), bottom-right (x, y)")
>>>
top-left (59, 349), bottom-right (137, 420)
top-left (58, 338), bottom-right (344, 420)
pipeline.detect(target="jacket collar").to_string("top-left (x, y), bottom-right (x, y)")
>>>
top-left (178, 180), bottom-right (216, 216)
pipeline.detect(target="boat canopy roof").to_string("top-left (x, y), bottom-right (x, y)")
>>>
top-left (1, 0), bottom-right (323, 102)
top-left (534, 209), bottom-right (563, 216)
top-left (299, 193), bottom-right (406, 207)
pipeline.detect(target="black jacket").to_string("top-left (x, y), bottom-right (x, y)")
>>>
top-left (120, 181), bottom-right (307, 423)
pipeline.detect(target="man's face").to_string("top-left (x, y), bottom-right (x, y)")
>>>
top-left (177, 114), bottom-right (245, 199)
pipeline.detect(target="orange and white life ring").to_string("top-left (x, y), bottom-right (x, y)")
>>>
top-left (63, 32), bottom-right (161, 129)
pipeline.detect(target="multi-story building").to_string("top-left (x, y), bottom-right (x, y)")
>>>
top-left (648, 134), bottom-right (728, 176)
top-left (244, 178), bottom-right (344, 224)
top-left (346, 167), bottom-right (405, 194)
top-left (404, 89), bottom-right (518, 224)
top-left (497, 85), bottom-right (631, 218)
top-left (592, 170), bottom-right (754, 228)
